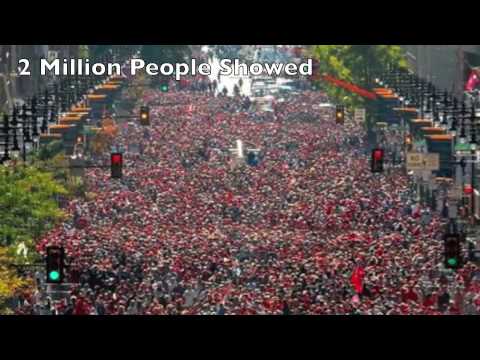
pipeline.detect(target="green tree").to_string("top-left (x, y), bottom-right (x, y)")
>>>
top-left (0, 247), bottom-right (33, 314)
top-left (309, 45), bottom-right (409, 108)
top-left (37, 140), bottom-right (64, 161)
top-left (0, 165), bottom-right (67, 249)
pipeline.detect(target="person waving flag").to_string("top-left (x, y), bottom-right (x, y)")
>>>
top-left (351, 266), bottom-right (366, 295)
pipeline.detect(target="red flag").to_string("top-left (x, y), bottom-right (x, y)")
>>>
top-left (351, 266), bottom-right (365, 294)
top-left (465, 69), bottom-right (480, 92)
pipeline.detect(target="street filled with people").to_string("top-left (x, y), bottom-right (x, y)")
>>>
top-left (17, 73), bottom-right (480, 315)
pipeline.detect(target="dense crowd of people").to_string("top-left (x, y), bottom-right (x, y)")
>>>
top-left (16, 75), bottom-right (480, 315)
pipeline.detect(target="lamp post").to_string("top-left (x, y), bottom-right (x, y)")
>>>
top-left (1, 114), bottom-right (11, 163)
top-left (10, 108), bottom-right (20, 159)
top-left (30, 96), bottom-right (40, 151)
top-left (470, 109), bottom-right (478, 222)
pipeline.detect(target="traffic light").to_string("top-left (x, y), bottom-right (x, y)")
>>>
top-left (444, 233), bottom-right (462, 269)
top-left (46, 246), bottom-right (65, 284)
top-left (160, 82), bottom-right (169, 93)
top-left (371, 148), bottom-right (384, 173)
top-left (111, 153), bottom-right (123, 179)
top-left (140, 106), bottom-right (150, 126)
top-left (405, 134), bottom-right (413, 147)
top-left (336, 105), bottom-right (345, 124)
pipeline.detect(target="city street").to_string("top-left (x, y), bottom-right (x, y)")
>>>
top-left (207, 53), bottom-right (252, 97)
top-left (2, 45), bottom-right (480, 316)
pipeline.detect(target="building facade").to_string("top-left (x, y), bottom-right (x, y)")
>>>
top-left (0, 45), bottom-right (79, 112)
top-left (402, 45), bottom-right (480, 97)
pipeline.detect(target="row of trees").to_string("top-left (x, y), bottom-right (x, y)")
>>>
top-left (308, 45), bottom-right (409, 108)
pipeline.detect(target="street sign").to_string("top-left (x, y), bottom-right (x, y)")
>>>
top-left (424, 153), bottom-right (440, 171)
top-left (406, 153), bottom-right (440, 172)
top-left (354, 108), bottom-right (366, 123)
top-left (455, 143), bottom-right (471, 152)
top-left (406, 153), bottom-right (425, 171)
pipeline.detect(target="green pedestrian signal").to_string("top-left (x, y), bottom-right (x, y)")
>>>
top-left (161, 84), bottom-right (169, 92)
top-left (49, 270), bottom-right (60, 281)
top-left (444, 234), bottom-right (462, 270)
top-left (46, 246), bottom-right (65, 284)
top-left (447, 258), bottom-right (458, 267)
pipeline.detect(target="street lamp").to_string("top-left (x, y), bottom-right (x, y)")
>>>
top-left (449, 117), bottom-right (457, 137)
top-left (441, 111), bottom-right (449, 130)
top-left (433, 110), bottom-right (440, 127)
top-left (458, 126), bottom-right (467, 143)
top-left (470, 131), bottom-right (477, 151)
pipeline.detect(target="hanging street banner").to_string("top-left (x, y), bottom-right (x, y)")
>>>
top-left (321, 74), bottom-right (378, 100)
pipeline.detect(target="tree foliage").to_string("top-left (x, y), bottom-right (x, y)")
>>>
top-left (0, 247), bottom-right (33, 313)
top-left (309, 45), bottom-right (409, 107)
top-left (0, 165), bottom-right (67, 248)
top-left (90, 118), bottom-right (119, 156)
top-left (37, 140), bottom-right (64, 161)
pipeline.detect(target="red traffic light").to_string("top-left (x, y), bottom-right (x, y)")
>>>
top-left (371, 148), bottom-right (385, 173)
top-left (373, 149), bottom-right (384, 161)
top-left (111, 153), bottom-right (123, 179)
top-left (111, 153), bottom-right (122, 165)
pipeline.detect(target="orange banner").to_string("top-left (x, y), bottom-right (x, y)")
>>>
top-left (322, 74), bottom-right (378, 100)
